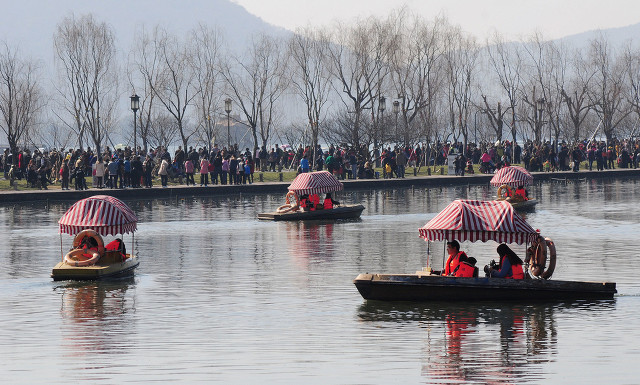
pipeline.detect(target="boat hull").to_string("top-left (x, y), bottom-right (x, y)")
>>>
top-left (511, 198), bottom-right (538, 211)
top-left (258, 204), bottom-right (365, 221)
top-left (52, 255), bottom-right (139, 281)
top-left (353, 273), bottom-right (617, 301)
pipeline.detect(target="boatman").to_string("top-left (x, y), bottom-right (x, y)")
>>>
top-left (442, 240), bottom-right (468, 276)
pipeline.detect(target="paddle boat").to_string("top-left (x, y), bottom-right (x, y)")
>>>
top-left (258, 171), bottom-right (365, 221)
top-left (354, 199), bottom-right (616, 301)
top-left (52, 195), bottom-right (140, 281)
top-left (491, 166), bottom-right (538, 211)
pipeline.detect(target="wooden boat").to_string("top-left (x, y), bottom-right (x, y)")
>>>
top-left (354, 273), bottom-right (616, 301)
top-left (354, 199), bottom-right (617, 302)
top-left (258, 204), bottom-right (364, 221)
top-left (52, 195), bottom-right (140, 281)
top-left (509, 198), bottom-right (538, 211)
top-left (259, 171), bottom-right (365, 221)
top-left (52, 252), bottom-right (139, 281)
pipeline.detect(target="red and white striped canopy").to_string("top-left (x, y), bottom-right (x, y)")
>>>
top-left (419, 199), bottom-right (538, 245)
top-left (59, 195), bottom-right (138, 236)
top-left (490, 166), bottom-right (533, 187)
top-left (288, 171), bottom-right (344, 195)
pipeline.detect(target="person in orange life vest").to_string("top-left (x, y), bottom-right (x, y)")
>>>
top-left (454, 257), bottom-right (478, 277)
top-left (299, 194), bottom-right (310, 211)
top-left (309, 194), bottom-right (320, 211)
top-left (323, 193), bottom-right (340, 209)
top-left (514, 185), bottom-right (528, 200)
top-left (490, 244), bottom-right (524, 279)
top-left (443, 240), bottom-right (468, 276)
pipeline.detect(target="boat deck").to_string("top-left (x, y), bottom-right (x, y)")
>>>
top-left (258, 204), bottom-right (365, 221)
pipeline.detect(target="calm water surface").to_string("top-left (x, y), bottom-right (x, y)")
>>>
top-left (1, 179), bottom-right (639, 384)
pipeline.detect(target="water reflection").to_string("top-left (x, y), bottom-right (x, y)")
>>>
top-left (56, 279), bottom-right (136, 359)
top-left (358, 300), bottom-right (615, 383)
top-left (284, 221), bottom-right (337, 267)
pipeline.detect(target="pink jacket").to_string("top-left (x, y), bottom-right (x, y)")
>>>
top-left (199, 159), bottom-right (209, 174)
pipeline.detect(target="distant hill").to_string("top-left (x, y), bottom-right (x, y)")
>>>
top-left (0, 0), bottom-right (291, 66)
top-left (555, 22), bottom-right (640, 49)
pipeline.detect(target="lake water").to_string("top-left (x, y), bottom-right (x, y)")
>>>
top-left (1, 179), bottom-right (639, 384)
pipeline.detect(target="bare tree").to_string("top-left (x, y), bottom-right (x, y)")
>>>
top-left (486, 32), bottom-right (524, 145)
top-left (289, 27), bottom-right (332, 168)
top-left (585, 35), bottom-right (629, 143)
top-left (190, 24), bottom-right (224, 151)
top-left (222, 33), bottom-right (288, 151)
top-left (443, 25), bottom-right (479, 154)
top-left (389, 14), bottom-right (446, 148)
top-left (621, 43), bottom-right (640, 136)
top-left (148, 112), bottom-right (180, 150)
top-left (54, 13), bottom-right (118, 155)
top-left (150, 27), bottom-right (198, 150)
top-left (326, 18), bottom-right (391, 152)
top-left (480, 95), bottom-right (510, 143)
top-left (0, 42), bottom-right (43, 161)
top-left (561, 49), bottom-right (593, 143)
top-left (128, 25), bottom-right (165, 153)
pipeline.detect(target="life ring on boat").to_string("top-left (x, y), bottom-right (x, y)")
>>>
top-left (276, 204), bottom-right (298, 213)
top-left (525, 236), bottom-right (556, 279)
top-left (285, 191), bottom-right (300, 206)
top-left (541, 237), bottom-right (556, 279)
top-left (72, 229), bottom-right (105, 255)
top-left (497, 184), bottom-right (514, 200)
top-left (64, 248), bottom-right (101, 267)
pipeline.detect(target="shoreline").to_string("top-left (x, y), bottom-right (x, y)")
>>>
top-left (1, 168), bottom-right (639, 204)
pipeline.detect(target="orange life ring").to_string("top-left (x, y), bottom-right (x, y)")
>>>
top-left (526, 235), bottom-right (556, 279)
top-left (72, 229), bottom-right (105, 255)
top-left (276, 204), bottom-right (298, 213)
top-left (285, 191), bottom-right (300, 207)
top-left (64, 248), bottom-right (101, 267)
top-left (497, 184), bottom-right (514, 200)
top-left (541, 238), bottom-right (556, 279)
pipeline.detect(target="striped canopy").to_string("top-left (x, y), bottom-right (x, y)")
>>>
top-left (419, 199), bottom-right (538, 245)
top-left (288, 171), bottom-right (344, 195)
top-left (59, 195), bottom-right (138, 236)
top-left (490, 166), bottom-right (533, 187)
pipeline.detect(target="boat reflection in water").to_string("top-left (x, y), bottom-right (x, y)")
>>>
top-left (56, 279), bottom-right (136, 361)
top-left (357, 300), bottom-right (615, 383)
top-left (284, 221), bottom-right (337, 267)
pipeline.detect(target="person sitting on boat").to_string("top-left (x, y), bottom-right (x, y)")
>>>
top-left (299, 194), bottom-right (310, 211)
top-left (443, 240), bottom-right (468, 276)
top-left (323, 193), bottom-right (340, 209)
top-left (488, 244), bottom-right (524, 279)
top-left (309, 194), bottom-right (320, 211)
top-left (105, 238), bottom-right (127, 259)
top-left (453, 257), bottom-right (478, 278)
top-left (514, 185), bottom-right (528, 201)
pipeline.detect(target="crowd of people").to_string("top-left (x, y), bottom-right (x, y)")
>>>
top-left (2, 137), bottom-right (640, 190)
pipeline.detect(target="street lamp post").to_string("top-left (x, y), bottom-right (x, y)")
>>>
top-left (378, 96), bottom-right (386, 153)
top-left (130, 94), bottom-right (140, 154)
top-left (392, 100), bottom-right (400, 144)
top-left (224, 98), bottom-right (232, 149)
top-left (536, 98), bottom-right (545, 145)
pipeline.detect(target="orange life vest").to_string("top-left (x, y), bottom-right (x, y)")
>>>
top-left (502, 255), bottom-right (524, 279)
top-left (323, 198), bottom-right (333, 209)
top-left (454, 262), bottom-right (476, 278)
top-left (309, 194), bottom-right (320, 210)
top-left (444, 251), bottom-right (467, 276)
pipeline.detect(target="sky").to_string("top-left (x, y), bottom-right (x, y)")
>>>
top-left (233, 0), bottom-right (640, 41)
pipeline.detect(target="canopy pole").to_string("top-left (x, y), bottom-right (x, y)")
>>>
top-left (60, 233), bottom-right (64, 261)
